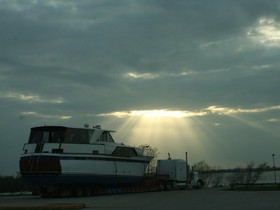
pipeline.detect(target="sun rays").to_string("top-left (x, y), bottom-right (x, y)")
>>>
top-left (98, 109), bottom-right (210, 161)
top-left (96, 105), bottom-right (280, 164)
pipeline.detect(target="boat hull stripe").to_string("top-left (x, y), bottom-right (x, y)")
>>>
top-left (21, 155), bottom-right (151, 164)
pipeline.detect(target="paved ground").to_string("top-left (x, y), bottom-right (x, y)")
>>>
top-left (1, 189), bottom-right (280, 210)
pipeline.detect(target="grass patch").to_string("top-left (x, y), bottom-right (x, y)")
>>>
top-left (0, 203), bottom-right (86, 210)
top-left (228, 183), bottom-right (280, 191)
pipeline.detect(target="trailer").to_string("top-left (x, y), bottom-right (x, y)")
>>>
top-left (31, 156), bottom-right (203, 197)
top-left (20, 125), bottom-right (204, 197)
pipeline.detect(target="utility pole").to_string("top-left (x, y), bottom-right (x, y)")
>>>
top-left (186, 152), bottom-right (189, 187)
top-left (272, 154), bottom-right (276, 184)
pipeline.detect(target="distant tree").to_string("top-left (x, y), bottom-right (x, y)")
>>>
top-left (211, 167), bottom-right (224, 187)
top-left (228, 161), bottom-right (269, 184)
top-left (251, 162), bottom-right (269, 184)
top-left (192, 160), bottom-right (211, 171)
top-left (227, 167), bottom-right (245, 184)
top-left (139, 144), bottom-right (158, 173)
top-left (245, 161), bottom-right (254, 184)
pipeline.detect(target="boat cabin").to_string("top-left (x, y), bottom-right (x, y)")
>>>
top-left (28, 126), bottom-right (115, 144)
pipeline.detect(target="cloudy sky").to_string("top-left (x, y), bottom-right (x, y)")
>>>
top-left (1, 0), bottom-right (280, 175)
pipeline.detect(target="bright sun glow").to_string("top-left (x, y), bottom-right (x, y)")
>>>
top-left (129, 110), bottom-right (199, 118)
top-left (98, 109), bottom-right (206, 119)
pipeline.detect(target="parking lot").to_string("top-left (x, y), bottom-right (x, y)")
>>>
top-left (1, 189), bottom-right (280, 210)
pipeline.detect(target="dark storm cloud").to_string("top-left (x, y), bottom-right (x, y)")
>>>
top-left (0, 0), bottom-right (279, 113)
top-left (0, 0), bottom-right (280, 175)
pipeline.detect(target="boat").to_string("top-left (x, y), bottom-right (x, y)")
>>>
top-left (19, 125), bottom-right (153, 186)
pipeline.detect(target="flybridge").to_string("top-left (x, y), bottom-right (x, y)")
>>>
top-left (28, 126), bottom-right (115, 144)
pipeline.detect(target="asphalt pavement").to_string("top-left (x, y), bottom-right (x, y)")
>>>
top-left (1, 188), bottom-right (280, 210)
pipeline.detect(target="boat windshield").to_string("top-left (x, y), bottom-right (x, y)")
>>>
top-left (28, 127), bottom-right (94, 144)
top-left (96, 131), bottom-right (115, 142)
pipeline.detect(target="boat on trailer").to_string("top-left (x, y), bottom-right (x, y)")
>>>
top-left (20, 125), bottom-right (153, 187)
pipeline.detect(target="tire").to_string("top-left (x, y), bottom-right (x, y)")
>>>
top-left (165, 182), bottom-right (174, 191)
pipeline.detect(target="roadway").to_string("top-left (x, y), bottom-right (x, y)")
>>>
top-left (1, 188), bottom-right (280, 210)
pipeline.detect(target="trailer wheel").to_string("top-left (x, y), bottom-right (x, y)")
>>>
top-left (165, 182), bottom-right (174, 191)
top-left (159, 183), bottom-right (165, 191)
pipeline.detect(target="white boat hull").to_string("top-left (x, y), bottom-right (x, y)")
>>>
top-left (20, 153), bottom-right (150, 185)
top-left (20, 125), bottom-right (153, 187)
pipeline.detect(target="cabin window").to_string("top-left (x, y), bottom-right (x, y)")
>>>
top-left (97, 131), bottom-right (114, 142)
top-left (112, 147), bottom-right (137, 157)
top-left (64, 128), bottom-right (90, 144)
top-left (28, 127), bottom-right (93, 144)
top-left (29, 131), bottom-right (43, 143)
top-left (29, 129), bottom-right (64, 143)
top-left (43, 132), bottom-right (49, 142)
top-left (190, 172), bottom-right (194, 180)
